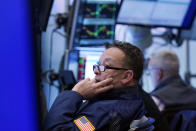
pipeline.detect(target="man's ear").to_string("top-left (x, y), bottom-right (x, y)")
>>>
top-left (157, 68), bottom-right (164, 81)
top-left (121, 70), bottom-right (134, 85)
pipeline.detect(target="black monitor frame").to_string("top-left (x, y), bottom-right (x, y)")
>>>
top-left (39, 0), bottom-right (54, 31)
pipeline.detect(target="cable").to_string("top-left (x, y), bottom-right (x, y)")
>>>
top-left (49, 28), bottom-right (57, 70)
top-left (47, 28), bottom-right (67, 108)
top-left (47, 28), bottom-right (58, 109)
top-left (55, 30), bottom-right (67, 37)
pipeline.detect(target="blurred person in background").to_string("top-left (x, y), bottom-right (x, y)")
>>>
top-left (148, 50), bottom-right (196, 122)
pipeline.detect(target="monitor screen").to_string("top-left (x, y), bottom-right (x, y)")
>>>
top-left (69, 0), bottom-right (117, 47)
top-left (68, 48), bottom-right (104, 81)
top-left (78, 49), bottom-right (103, 80)
top-left (117, 0), bottom-right (196, 29)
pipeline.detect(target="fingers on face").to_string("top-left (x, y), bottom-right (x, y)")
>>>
top-left (91, 78), bottom-right (96, 83)
top-left (82, 78), bottom-right (113, 95)
top-left (95, 78), bottom-right (113, 88)
top-left (84, 78), bottom-right (113, 93)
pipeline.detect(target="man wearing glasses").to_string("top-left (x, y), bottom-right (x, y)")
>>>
top-left (45, 41), bottom-right (148, 131)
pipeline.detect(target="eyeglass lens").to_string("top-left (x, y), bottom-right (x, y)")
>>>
top-left (93, 65), bottom-right (105, 72)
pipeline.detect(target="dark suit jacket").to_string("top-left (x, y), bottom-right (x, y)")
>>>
top-left (138, 85), bottom-right (170, 131)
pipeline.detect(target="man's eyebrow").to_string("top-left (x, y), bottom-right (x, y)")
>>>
top-left (98, 58), bottom-right (111, 65)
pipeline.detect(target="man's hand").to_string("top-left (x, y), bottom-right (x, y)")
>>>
top-left (72, 78), bottom-right (113, 99)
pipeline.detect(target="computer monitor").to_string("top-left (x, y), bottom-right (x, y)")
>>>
top-left (117, 0), bottom-right (196, 29)
top-left (68, 48), bottom-right (104, 81)
top-left (68, 0), bottom-right (117, 47)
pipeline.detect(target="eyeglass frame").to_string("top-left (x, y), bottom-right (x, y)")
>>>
top-left (93, 64), bottom-right (129, 72)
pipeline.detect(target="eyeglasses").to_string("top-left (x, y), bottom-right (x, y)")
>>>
top-left (93, 64), bottom-right (129, 72)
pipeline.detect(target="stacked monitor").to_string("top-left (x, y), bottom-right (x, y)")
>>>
top-left (68, 48), bottom-right (104, 81)
top-left (69, 0), bottom-right (117, 47)
top-left (117, 0), bottom-right (196, 29)
top-left (68, 0), bottom-right (118, 81)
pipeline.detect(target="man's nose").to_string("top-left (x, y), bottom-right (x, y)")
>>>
top-left (93, 67), bottom-right (100, 75)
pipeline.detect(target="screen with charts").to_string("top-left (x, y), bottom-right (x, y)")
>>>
top-left (117, 0), bottom-right (196, 29)
top-left (78, 49), bottom-right (103, 80)
top-left (72, 0), bottom-right (117, 47)
top-left (83, 2), bottom-right (117, 18)
top-left (68, 48), bottom-right (104, 81)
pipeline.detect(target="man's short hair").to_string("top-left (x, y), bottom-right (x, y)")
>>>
top-left (151, 50), bottom-right (179, 75)
top-left (105, 41), bottom-right (144, 81)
